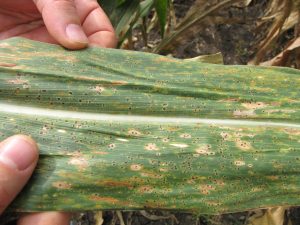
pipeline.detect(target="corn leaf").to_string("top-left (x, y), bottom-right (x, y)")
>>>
top-left (0, 38), bottom-right (299, 214)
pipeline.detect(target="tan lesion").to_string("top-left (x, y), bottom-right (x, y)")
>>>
top-left (145, 143), bottom-right (159, 151)
top-left (154, 57), bottom-right (178, 63)
top-left (89, 195), bottom-right (120, 204)
top-left (242, 102), bottom-right (268, 110)
top-left (52, 181), bottom-right (72, 190)
top-left (198, 184), bottom-right (215, 195)
top-left (195, 145), bottom-right (215, 155)
top-left (233, 109), bottom-right (256, 118)
top-left (93, 85), bottom-right (105, 94)
top-left (283, 128), bottom-right (300, 136)
top-left (235, 138), bottom-right (252, 151)
top-left (97, 180), bottom-right (134, 189)
top-left (7, 78), bottom-right (29, 85)
top-left (234, 160), bottom-right (246, 166)
top-left (68, 154), bottom-right (89, 171)
top-left (138, 185), bottom-right (154, 194)
top-left (130, 164), bottom-right (143, 171)
top-left (128, 129), bottom-right (142, 137)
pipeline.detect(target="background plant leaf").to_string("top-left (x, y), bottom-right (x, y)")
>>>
top-left (154, 0), bottom-right (169, 37)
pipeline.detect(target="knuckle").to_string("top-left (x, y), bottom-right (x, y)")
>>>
top-left (35, 0), bottom-right (76, 11)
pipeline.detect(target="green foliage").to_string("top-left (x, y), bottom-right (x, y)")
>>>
top-left (99, 0), bottom-right (155, 46)
top-left (154, 0), bottom-right (169, 37)
top-left (99, 0), bottom-right (140, 44)
top-left (1, 38), bottom-right (300, 214)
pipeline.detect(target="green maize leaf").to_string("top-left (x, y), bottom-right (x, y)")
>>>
top-left (0, 38), bottom-right (299, 214)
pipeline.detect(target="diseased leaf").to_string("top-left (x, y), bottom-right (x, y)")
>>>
top-left (0, 38), bottom-right (299, 214)
top-left (184, 52), bottom-right (224, 64)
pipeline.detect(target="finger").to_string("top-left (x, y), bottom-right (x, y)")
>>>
top-left (0, 20), bottom-right (44, 40)
top-left (0, 135), bottom-right (38, 214)
top-left (75, 0), bottom-right (117, 48)
top-left (18, 212), bottom-right (71, 225)
top-left (20, 26), bottom-right (58, 44)
top-left (33, 0), bottom-right (89, 49)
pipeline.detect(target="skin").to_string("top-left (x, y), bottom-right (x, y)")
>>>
top-left (0, 0), bottom-right (117, 224)
top-left (0, 0), bottom-right (117, 49)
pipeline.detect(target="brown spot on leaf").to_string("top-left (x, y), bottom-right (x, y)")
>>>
top-left (242, 102), bottom-right (268, 109)
top-left (220, 132), bottom-right (232, 141)
top-left (266, 175), bottom-right (279, 181)
top-left (165, 126), bottom-right (180, 132)
top-left (195, 145), bottom-right (214, 155)
top-left (213, 179), bottom-right (225, 186)
top-left (108, 143), bottom-right (116, 149)
top-left (180, 133), bottom-right (192, 138)
top-left (111, 80), bottom-right (128, 86)
top-left (162, 137), bottom-right (170, 142)
top-left (236, 138), bottom-right (252, 150)
top-left (199, 184), bottom-right (215, 195)
top-left (68, 156), bottom-right (89, 171)
top-left (0, 63), bottom-right (16, 67)
top-left (284, 128), bottom-right (300, 136)
top-left (128, 129), bottom-right (142, 137)
top-left (52, 181), bottom-right (72, 190)
top-left (76, 76), bottom-right (103, 81)
top-left (155, 57), bottom-right (178, 63)
top-left (233, 109), bottom-right (256, 117)
top-left (138, 185), bottom-right (154, 193)
top-left (234, 160), bottom-right (246, 166)
top-left (93, 85), bottom-right (105, 94)
top-left (130, 164), bottom-right (143, 171)
top-left (92, 151), bottom-right (108, 155)
top-left (145, 143), bottom-right (159, 151)
top-left (7, 79), bottom-right (28, 85)
top-left (99, 180), bottom-right (133, 189)
top-left (89, 195), bottom-right (119, 204)
top-left (140, 172), bottom-right (163, 179)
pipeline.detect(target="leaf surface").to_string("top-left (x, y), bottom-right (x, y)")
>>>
top-left (0, 38), bottom-right (299, 214)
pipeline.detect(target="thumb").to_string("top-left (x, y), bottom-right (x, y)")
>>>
top-left (0, 135), bottom-right (38, 214)
top-left (33, 0), bottom-right (88, 49)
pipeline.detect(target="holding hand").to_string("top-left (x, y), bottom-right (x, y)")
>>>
top-left (1, 1), bottom-right (117, 223)
top-left (0, 136), bottom-right (71, 225)
top-left (0, 0), bottom-right (117, 49)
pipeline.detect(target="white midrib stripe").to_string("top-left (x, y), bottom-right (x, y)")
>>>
top-left (0, 103), bottom-right (299, 128)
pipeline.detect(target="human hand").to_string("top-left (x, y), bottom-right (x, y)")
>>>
top-left (0, 135), bottom-right (71, 225)
top-left (0, 0), bottom-right (117, 49)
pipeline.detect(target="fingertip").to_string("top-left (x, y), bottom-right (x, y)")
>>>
top-left (65, 24), bottom-right (89, 49)
top-left (34, 0), bottom-right (88, 50)
top-left (0, 135), bottom-right (38, 171)
top-left (0, 135), bottom-right (38, 213)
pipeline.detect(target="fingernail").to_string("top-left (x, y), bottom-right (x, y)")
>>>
top-left (66, 24), bottom-right (88, 44)
top-left (0, 136), bottom-right (37, 171)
